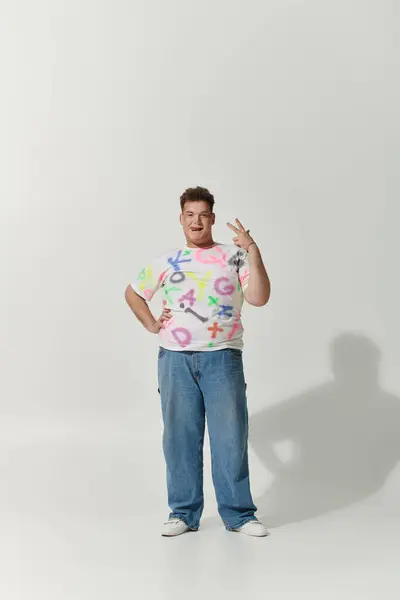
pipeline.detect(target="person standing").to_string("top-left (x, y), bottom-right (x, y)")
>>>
top-left (125, 186), bottom-right (271, 537)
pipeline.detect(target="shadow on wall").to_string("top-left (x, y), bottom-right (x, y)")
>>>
top-left (250, 332), bottom-right (400, 527)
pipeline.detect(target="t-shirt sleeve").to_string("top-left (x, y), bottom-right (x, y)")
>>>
top-left (238, 248), bottom-right (250, 291)
top-left (130, 253), bottom-right (168, 301)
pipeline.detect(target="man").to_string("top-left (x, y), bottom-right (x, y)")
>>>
top-left (125, 186), bottom-right (271, 537)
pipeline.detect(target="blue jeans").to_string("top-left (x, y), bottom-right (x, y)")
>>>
top-left (157, 347), bottom-right (257, 530)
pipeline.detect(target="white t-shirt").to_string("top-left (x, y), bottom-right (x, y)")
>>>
top-left (131, 243), bottom-right (250, 351)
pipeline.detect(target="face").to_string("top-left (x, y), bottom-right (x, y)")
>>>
top-left (180, 200), bottom-right (215, 247)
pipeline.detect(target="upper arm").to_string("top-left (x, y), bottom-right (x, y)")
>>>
top-left (124, 284), bottom-right (147, 308)
top-left (125, 284), bottom-right (142, 301)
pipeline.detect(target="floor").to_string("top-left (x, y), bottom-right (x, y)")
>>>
top-left (1, 424), bottom-right (399, 600)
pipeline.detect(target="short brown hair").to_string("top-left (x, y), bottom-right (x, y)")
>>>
top-left (180, 186), bottom-right (215, 212)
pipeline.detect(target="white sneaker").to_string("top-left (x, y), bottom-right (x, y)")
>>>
top-left (161, 518), bottom-right (194, 537)
top-left (232, 520), bottom-right (269, 537)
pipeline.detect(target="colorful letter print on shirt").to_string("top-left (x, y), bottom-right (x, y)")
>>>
top-left (131, 244), bottom-right (250, 351)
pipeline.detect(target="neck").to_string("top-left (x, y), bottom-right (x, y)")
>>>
top-left (185, 238), bottom-right (216, 249)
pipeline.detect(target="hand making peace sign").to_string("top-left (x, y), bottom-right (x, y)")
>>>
top-left (227, 218), bottom-right (256, 252)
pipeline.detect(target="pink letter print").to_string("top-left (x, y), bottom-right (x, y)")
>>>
top-left (215, 277), bottom-right (235, 296)
top-left (171, 327), bottom-right (192, 348)
top-left (195, 246), bottom-right (227, 266)
top-left (179, 289), bottom-right (196, 306)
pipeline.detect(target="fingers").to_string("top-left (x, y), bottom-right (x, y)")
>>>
top-left (235, 218), bottom-right (246, 232)
top-left (159, 307), bottom-right (172, 322)
top-left (228, 218), bottom-right (251, 248)
top-left (227, 222), bottom-right (240, 233)
top-left (228, 219), bottom-right (248, 234)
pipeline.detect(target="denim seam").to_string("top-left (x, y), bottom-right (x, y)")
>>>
top-left (224, 516), bottom-right (257, 530)
top-left (170, 515), bottom-right (199, 530)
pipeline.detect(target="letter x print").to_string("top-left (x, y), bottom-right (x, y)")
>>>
top-left (208, 322), bottom-right (223, 339)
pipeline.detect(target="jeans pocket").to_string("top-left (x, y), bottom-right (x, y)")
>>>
top-left (158, 347), bottom-right (166, 359)
top-left (228, 348), bottom-right (242, 356)
top-left (227, 348), bottom-right (243, 362)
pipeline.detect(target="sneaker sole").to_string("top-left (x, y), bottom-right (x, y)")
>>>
top-left (161, 528), bottom-right (198, 537)
top-left (230, 529), bottom-right (270, 537)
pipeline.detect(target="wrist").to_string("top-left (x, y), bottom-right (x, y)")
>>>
top-left (246, 241), bottom-right (257, 252)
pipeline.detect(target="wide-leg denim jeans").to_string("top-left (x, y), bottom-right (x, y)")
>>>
top-left (157, 347), bottom-right (257, 530)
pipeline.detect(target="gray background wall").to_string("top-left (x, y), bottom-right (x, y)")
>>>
top-left (0, 1), bottom-right (398, 597)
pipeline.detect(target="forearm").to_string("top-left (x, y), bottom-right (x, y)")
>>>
top-left (245, 244), bottom-right (271, 306)
top-left (124, 285), bottom-right (157, 332)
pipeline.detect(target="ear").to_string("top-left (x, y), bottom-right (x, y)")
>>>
top-left (179, 213), bottom-right (183, 225)
top-left (212, 213), bottom-right (215, 225)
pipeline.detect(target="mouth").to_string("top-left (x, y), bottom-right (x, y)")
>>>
top-left (190, 227), bottom-right (203, 232)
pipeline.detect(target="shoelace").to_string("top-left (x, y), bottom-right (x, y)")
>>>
top-left (242, 520), bottom-right (262, 527)
top-left (164, 518), bottom-right (182, 525)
